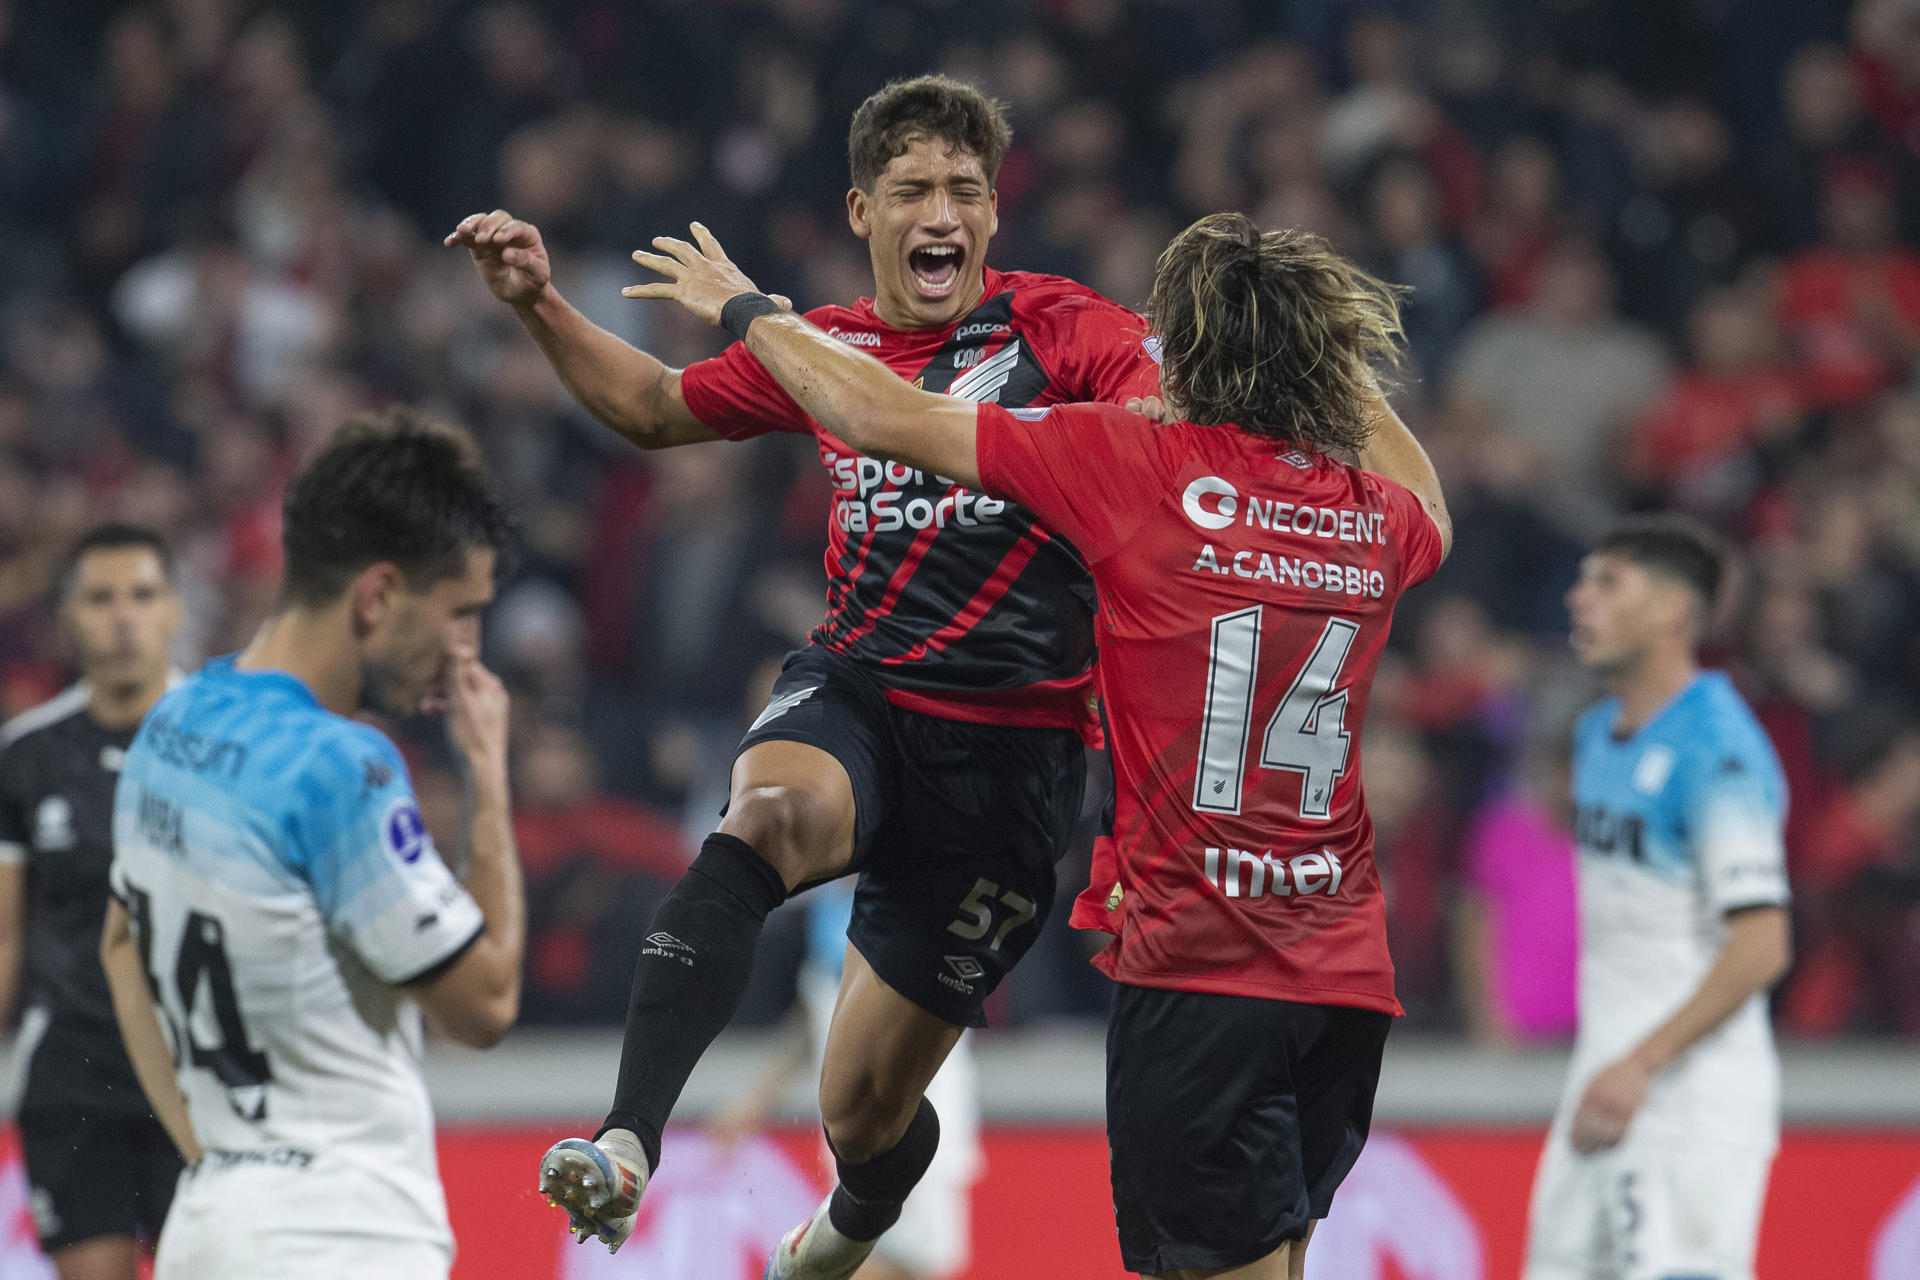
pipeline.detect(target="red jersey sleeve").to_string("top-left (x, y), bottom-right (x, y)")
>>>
top-left (975, 401), bottom-right (1169, 563)
top-left (678, 336), bottom-right (813, 441)
top-left (1371, 473), bottom-right (1445, 587)
top-left (1013, 280), bottom-right (1163, 405)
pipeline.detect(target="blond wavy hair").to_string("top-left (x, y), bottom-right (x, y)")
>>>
top-left (1147, 213), bottom-right (1405, 450)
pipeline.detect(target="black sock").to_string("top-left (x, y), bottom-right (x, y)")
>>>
top-left (598, 833), bottom-right (787, 1172)
top-left (825, 1098), bottom-right (941, 1243)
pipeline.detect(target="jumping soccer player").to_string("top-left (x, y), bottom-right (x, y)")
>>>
top-left (1527, 517), bottom-right (1791, 1280)
top-left (450, 76), bottom-right (1162, 1273)
top-left (100, 410), bottom-right (524, 1280)
top-left (0, 525), bottom-right (183, 1280)
top-left (623, 210), bottom-right (1450, 1280)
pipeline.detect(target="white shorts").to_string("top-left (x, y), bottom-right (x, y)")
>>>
top-left (1524, 1124), bottom-right (1773, 1280)
top-left (155, 1159), bottom-right (453, 1280)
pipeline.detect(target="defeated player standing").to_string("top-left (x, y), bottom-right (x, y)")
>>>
top-left (1528, 518), bottom-right (1791, 1280)
top-left (451, 76), bottom-right (1163, 1274)
top-left (624, 210), bottom-right (1450, 1280)
top-left (101, 411), bottom-right (525, 1280)
top-left (0, 526), bottom-right (184, 1280)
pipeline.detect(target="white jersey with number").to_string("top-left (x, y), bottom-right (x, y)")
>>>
top-left (109, 657), bottom-right (483, 1272)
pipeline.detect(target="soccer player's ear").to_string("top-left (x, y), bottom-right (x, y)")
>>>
top-left (847, 187), bottom-right (873, 240)
top-left (349, 563), bottom-right (403, 636)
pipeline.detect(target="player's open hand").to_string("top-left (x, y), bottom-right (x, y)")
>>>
top-left (446, 209), bottom-right (552, 309)
top-left (443, 646), bottom-right (511, 795)
top-left (623, 222), bottom-right (791, 326)
top-left (1569, 1055), bottom-right (1652, 1153)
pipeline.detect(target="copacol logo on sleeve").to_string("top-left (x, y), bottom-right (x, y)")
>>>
top-left (383, 799), bottom-right (428, 864)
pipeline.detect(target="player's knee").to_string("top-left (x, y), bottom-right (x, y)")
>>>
top-left (818, 1076), bottom-right (917, 1164)
top-left (720, 784), bottom-right (845, 889)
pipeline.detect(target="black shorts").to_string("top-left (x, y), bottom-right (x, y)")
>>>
top-left (738, 646), bottom-right (1085, 1027)
top-left (18, 1103), bottom-right (179, 1252)
top-left (1106, 983), bottom-right (1392, 1274)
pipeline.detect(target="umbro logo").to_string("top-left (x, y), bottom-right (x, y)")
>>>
top-left (944, 955), bottom-right (985, 981)
top-left (750, 686), bottom-right (820, 733)
top-left (642, 932), bottom-right (696, 967)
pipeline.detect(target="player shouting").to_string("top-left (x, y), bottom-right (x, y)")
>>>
top-left (102, 411), bottom-right (525, 1280)
top-left (1527, 518), bottom-right (1791, 1280)
top-left (451, 76), bottom-right (1163, 1273)
top-left (623, 210), bottom-right (1449, 1280)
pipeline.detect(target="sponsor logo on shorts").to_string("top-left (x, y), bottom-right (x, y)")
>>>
top-left (642, 931), bottom-right (696, 967)
top-left (1204, 847), bottom-right (1346, 899)
top-left (937, 954), bottom-right (983, 995)
top-left (750, 685), bottom-right (820, 733)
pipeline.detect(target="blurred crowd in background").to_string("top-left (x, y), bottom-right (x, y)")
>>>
top-left (1, 0), bottom-right (1917, 1038)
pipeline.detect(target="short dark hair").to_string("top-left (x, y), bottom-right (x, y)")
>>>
top-left (847, 74), bottom-right (1013, 190)
top-left (60, 523), bottom-right (174, 599)
top-left (1147, 213), bottom-right (1406, 449)
top-left (280, 407), bottom-right (514, 608)
top-left (1594, 515), bottom-right (1727, 610)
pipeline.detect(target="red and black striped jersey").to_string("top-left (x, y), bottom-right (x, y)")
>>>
top-left (976, 402), bottom-right (1445, 1013)
top-left (681, 269), bottom-right (1161, 738)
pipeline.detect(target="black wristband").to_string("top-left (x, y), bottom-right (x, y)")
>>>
top-left (720, 292), bottom-right (781, 342)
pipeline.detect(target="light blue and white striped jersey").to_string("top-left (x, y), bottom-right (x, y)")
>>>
top-left (109, 656), bottom-right (482, 1251)
top-left (1565, 670), bottom-right (1789, 1146)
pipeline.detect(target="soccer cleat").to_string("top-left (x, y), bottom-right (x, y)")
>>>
top-left (762, 1194), bottom-right (875, 1280)
top-left (538, 1129), bottom-right (649, 1253)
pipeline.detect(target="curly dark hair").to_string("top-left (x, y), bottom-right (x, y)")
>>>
top-left (280, 406), bottom-right (514, 607)
top-left (1147, 213), bottom-right (1405, 450)
top-left (847, 74), bottom-right (1013, 190)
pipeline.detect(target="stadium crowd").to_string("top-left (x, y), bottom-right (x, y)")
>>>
top-left (0, 0), bottom-right (1916, 1037)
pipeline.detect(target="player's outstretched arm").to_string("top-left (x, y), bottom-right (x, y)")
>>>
top-left (627, 224), bottom-right (984, 487)
top-left (413, 650), bottom-right (524, 1048)
top-left (1570, 904), bottom-right (1790, 1153)
top-left (101, 899), bottom-right (203, 1163)
top-left (1355, 388), bottom-right (1452, 560)
top-left (446, 210), bottom-right (721, 451)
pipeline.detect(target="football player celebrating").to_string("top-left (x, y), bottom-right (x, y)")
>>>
top-left (453, 77), bottom-right (1164, 1274)
top-left (623, 211), bottom-right (1450, 1280)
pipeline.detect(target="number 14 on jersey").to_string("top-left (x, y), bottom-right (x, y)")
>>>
top-left (1194, 610), bottom-right (1358, 821)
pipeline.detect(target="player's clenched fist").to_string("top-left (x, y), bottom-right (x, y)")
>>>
top-left (446, 209), bottom-right (551, 309)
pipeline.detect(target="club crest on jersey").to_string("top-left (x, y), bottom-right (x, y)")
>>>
top-left (1633, 745), bottom-right (1677, 794)
top-left (1182, 476), bottom-right (1239, 530)
top-left (33, 795), bottom-right (75, 852)
top-left (383, 799), bottom-right (428, 865)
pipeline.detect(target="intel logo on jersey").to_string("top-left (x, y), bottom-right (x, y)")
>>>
top-left (383, 799), bottom-right (428, 865)
top-left (1183, 476), bottom-right (1239, 530)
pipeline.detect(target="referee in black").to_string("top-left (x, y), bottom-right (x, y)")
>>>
top-left (1, 525), bottom-right (185, 1280)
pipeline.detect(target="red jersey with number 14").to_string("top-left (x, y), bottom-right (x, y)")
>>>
top-left (976, 402), bottom-right (1444, 1012)
top-left (681, 269), bottom-right (1161, 739)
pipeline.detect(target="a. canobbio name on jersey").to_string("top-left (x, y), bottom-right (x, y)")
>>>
top-left (1189, 544), bottom-right (1388, 598)
top-left (1205, 847), bottom-right (1346, 898)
